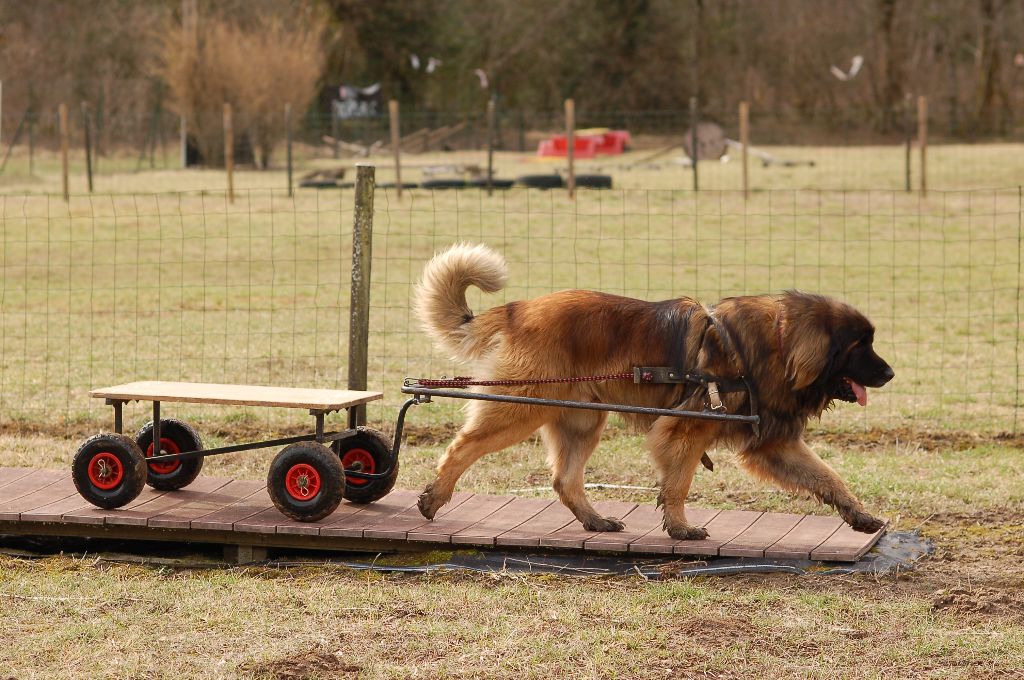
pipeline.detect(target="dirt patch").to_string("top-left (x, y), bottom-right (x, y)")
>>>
top-left (931, 586), bottom-right (1019, 617)
top-left (239, 649), bottom-right (360, 680)
top-left (811, 426), bottom-right (1024, 452)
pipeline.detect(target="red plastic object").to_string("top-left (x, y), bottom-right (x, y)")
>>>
top-left (536, 130), bottom-right (630, 158)
top-left (536, 136), bottom-right (599, 158)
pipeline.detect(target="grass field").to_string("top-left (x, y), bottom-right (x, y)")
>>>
top-left (1, 149), bottom-right (1022, 678)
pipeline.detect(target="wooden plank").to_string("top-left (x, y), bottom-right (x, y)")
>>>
top-left (20, 491), bottom-right (98, 524)
top-left (719, 512), bottom-right (804, 558)
top-left (810, 523), bottom-right (884, 562)
top-left (495, 500), bottom-right (576, 547)
top-left (407, 494), bottom-right (515, 543)
top-left (632, 507), bottom-right (721, 555)
top-left (0, 476), bottom-right (77, 521)
top-left (540, 501), bottom-right (638, 549)
top-left (584, 503), bottom-right (669, 553)
top-left (0, 466), bottom-right (63, 503)
top-left (90, 381), bottom-right (383, 411)
top-left (104, 477), bottom-right (232, 527)
top-left (147, 479), bottom-right (264, 530)
top-left (364, 492), bottom-right (473, 541)
top-left (190, 487), bottom-right (273, 532)
top-left (0, 467), bottom-right (36, 489)
top-left (62, 485), bottom-right (168, 525)
top-left (764, 515), bottom-right (844, 560)
top-left (674, 509), bottom-right (763, 556)
top-left (450, 497), bottom-right (552, 546)
top-left (274, 497), bottom-right (374, 536)
top-left (234, 487), bottom-right (382, 537)
top-left (319, 490), bottom-right (421, 538)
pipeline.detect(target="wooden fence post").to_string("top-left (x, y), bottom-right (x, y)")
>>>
top-left (918, 95), bottom-right (928, 196)
top-left (223, 102), bottom-right (234, 203)
top-left (739, 100), bottom-right (749, 199)
top-left (285, 102), bottom-right (293, 198)
top-left (565, 98), bottom-right (575, 199)
top-left (389, 100), bottom-right (401, 199)
top-left (82, 102), bottom-right (94, 193)
top-left (486, 95), bottom-right (496, 196)
top-left (348, 163), bottom-right (375, 427)
top-left (331, 104), bottom-right (340, 159)
top-left (903, 95), bottom-right (912, 192)
top-left (689, 96), bottom-right (699, 191)
top-left (59, 103), bottom-right (70, 202)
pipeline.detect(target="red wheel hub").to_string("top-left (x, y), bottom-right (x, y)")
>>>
top-left (146, 437), bottom-right (182, 475)
top-left (88, 452), bottom-right (124, 490)
top-left (341, 448), bottom-right (376, 486)
top-left (284, 463), bottom-right (322, 501)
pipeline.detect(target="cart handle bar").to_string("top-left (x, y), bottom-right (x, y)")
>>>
top-left (401, 385), bottom-right (760, 425)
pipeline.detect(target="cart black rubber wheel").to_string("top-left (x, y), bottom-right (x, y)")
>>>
top-left (334, 427), bottom-right (399, 504)
top-left (72, 433), bottom-right (148, 509)
top-left (516, 174), bottom-right (564, 189)
top-left (136, 419), bottom-right (205, 491)
top-left (267, 442), bottom-right (345, 522)
top-left (574, 174), bottom-right (613, 189)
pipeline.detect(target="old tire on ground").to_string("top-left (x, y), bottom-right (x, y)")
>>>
top-left (268, 442), bottom-right (345, 522)
top-left (72, 433), bottom-right (148, 509)
top-left (334, 427), bottom-right (399, 504)
top-left (136, 419), bottom-right (205, 491)
top-left (466, 178), bottom-right (515, 189)
top-left (421, 179), bottom-right (468, 190)
top-left (516, 174), bottom-right (564, 189)
top-left (574, 174), bottom-right (613, 189)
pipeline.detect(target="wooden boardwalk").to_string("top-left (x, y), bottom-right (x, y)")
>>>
top-left (0, 468), bottom-right (883, 562)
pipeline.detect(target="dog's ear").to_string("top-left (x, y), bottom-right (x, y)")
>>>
top-left (780, 296), bottom-right (835, 390)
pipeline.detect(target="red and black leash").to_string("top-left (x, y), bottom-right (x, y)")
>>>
top-left (410, 372), bottom-right (640, 388)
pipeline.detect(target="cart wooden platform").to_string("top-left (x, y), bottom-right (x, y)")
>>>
top-left (0, 467), bottom-right (884, 564)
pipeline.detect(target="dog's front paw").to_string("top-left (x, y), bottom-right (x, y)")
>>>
top-left (666, 524), bottom-right (710, 541)
top-left (417, 483), bottom-right (441, 520)
top-left (848, 511), bottom-right (886, 534)
top-left (583, 516), bottom-right (625, 532)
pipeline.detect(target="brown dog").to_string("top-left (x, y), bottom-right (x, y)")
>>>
top-left (413, 243), bottom-right (894, 539)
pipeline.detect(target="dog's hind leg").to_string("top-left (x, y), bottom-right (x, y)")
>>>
top-left (541, 409), bottom-right (624, 532)
top-left (737, 438), bottom-right (885, 534)
top-left (647, 417), bottom-right (721, 540)
top-left (418, 400), bottom-right (546, 520)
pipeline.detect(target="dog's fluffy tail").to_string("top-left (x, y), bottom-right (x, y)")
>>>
top-left (414, 243), bottom-right (507, 361)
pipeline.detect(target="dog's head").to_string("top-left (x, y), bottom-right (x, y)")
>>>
top-left (780, 291), bottom-right (894, 406)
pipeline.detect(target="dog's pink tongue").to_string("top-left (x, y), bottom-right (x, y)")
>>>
top-left (850, 379), bottom-right (868, 406)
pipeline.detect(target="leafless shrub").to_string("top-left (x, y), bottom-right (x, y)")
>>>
top-left (153, 13), bottom-right (325, 168)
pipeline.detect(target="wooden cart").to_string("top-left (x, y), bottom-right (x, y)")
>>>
top-left (72, 381), bottom-right (396, 522)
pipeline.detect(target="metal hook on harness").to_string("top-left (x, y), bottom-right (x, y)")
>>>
top-left (706, 381), bottom-right (725, 411)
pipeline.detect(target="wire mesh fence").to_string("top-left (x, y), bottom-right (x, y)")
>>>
top-left (3, 103), bottom-right (1024, 193)
top-left (0, 186), bottom-right (1021, 435)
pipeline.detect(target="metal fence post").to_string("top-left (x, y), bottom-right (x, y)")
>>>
top-left (348, 163), bottom-right (375, 427)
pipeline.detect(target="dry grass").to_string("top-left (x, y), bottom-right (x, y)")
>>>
top-left (0, 431), bottom-right (1022, 679)
top-left (1, 153), bottom-right (1023, 678)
